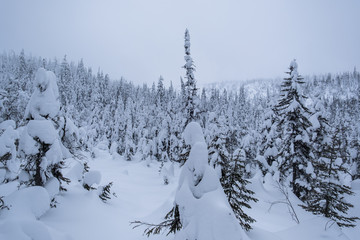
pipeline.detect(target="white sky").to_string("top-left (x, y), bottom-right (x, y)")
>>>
top-left (1, 0), bottom-right (359, 88)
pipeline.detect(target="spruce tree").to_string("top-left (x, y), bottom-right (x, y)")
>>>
top-left (221, 148), bottom-right (258, 231)
top-left (206, 114), bottom-right (229, 171)
top-left (0, 120), bottom-right (19, 182)
top-left (303, 125), bottom-right (359, 227)
top-left (59, 55), bottom-right (72, 107)
top-left (19, 68), bottom-right (70, 189)
top-left (156, 75), bottom-right (165, 108)
top-left (274, 60), bottom-right (313, 201)
top-left (182, 29), bottom-right (199, 127)
top-left (257, 101), bottom-right (277, 175)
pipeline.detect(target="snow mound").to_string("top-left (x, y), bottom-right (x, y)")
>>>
top-left (0, 219), bottom-right (52, 240)
top-left (83, 171), bottom-right (101, 187)
top-left (3, 186), bottom-right (50, 219)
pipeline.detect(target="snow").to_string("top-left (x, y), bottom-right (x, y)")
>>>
top-left (45, 178), bottom-right (60, 198)
top-left (0, 121), bottom-right (18, 158)
top-left (290, 59), bottom-right (298, 71)
top-left (83, 170), bottom-right (102, 187)
top-left (305, 162), bottom-right (315, 177)
top-left (0, 147), bottom-right (358, 240)
top-left (26, 120), bottom-right (57, 144)
top-left (3, 186), bottom-right (50, 219)
top-left (174, 122), bottom-right (246, 240)
top-left (183, 122), bottom-right (206, 146)
top-left (309, 113), bottom-right (320, 130)
top-left (0, 169), bottom-right (5, 182)
top-left (0, 120), bottom-right (16, 130)
top-left (0, 120), bottom-right (19, 178)
top-left (65, 161), bottom-right (84, 182)
top-left (19, 126), bottom-right (39, 155)
top-left (19, 119), bottom-right (64, 167)
top-left (24, 68), bottom-right (60, 120)
top-left (46, 139), bottom-right (63, 164)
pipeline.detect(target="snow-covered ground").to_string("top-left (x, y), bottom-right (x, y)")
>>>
top-left (1, 148), bottom-right (359, 240)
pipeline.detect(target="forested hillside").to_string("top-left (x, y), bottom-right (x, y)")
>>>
top-left (1, 50), bottom-right (359, 176)
top-left (0, 38), bottom-right (359, 239)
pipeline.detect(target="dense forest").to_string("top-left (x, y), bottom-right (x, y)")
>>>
top-left (1, 49), bottom-right (359, 175)
top-left (0, 30), bottom-right (360, 239)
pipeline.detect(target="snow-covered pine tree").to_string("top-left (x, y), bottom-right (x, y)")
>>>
top-left (349, 130), bottom-right (360, 180)
top-left (59, 55), bottom-right (73, 108)
top-left (302, 124), bottom-right (359, 227)
top-left (257, 99), bottom-right (277, 175)
top-left (182, 29), bottom-right (200, 127)
top-left (222, 148), bottom-right (258, 231)
top-left (156, 75), bottom-right (165, 109)
top-left (124, 98), bottom-right (136, 161)
top-left (0, 120), bottom-right (19, 182)
top-left (133, 122), bottom-right (247, 240)
top-left (173, 122), bottom-right (247, 239)
top-left (206, 113), bottom-right (229, 173)
top-left (240, 131), bottom-right (260, 178)
top-left (1, 70), bottom-right (29, 125)
top-left (274, 60), bottom-right (313, 201)
top-left (178, 29), bottom-right (202, 165)
top-left (19, 68), bottom-right (70, 189)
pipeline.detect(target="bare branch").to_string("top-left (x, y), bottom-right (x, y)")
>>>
top-left (268, 181), bottom-right (300, 224)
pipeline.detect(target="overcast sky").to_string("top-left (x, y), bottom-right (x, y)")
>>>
top-left (1, 0), bottom-right (359, 88)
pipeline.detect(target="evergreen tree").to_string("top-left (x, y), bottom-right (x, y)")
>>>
top-left (19, 68), bottom-right (70, 189)
top-left (221, 148), bottom-right (258, 231)
top-left (274, 60), bottom-right (313, 201)
top-left (257, 101), bottom-right (277, 175)
top-left (0, 120), bottom-right (19, 182)
top-left (124, 98), bottom-right (136, 161)
top-left (133, 122), bottom-right (247, 239)
top-left (302, 126), bottom-right (359, 227)
top-left (182, 29), bottom-right (199, 126)
top-left (206, 113), bottom-right (229, 173)
top-left (59, 55), bottom-right (73, 108)
top-left (156, 75), bottom-right (165, 108)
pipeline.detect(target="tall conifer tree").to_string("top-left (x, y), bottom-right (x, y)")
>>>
top-left (274, 60), bottom-right (313, 201)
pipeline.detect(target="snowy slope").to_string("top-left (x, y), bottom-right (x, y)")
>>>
top-left (41, 150), bottom-right (178, 240)
top-left (1, 148), bottom-right (359, 240)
